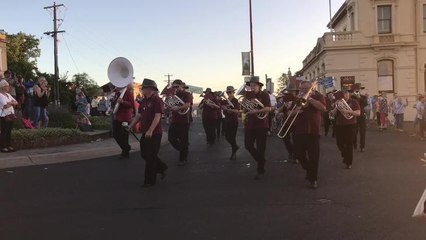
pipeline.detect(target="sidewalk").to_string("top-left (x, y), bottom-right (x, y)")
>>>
top-left (0, 132), bottom-right (168, 170)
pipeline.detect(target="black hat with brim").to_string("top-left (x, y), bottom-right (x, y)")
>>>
top-left (245, 76), bottom-right (264, 87)
top-left (142, 78), bottom-right (158, 91)
top-left (203, 88), bottom-right (212, 93)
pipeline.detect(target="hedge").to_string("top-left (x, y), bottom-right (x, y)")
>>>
top-left (11, 128), bottom-right (91, 150)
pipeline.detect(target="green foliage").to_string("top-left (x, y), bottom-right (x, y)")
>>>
top-left (89, 116), bottom-right (111, 130)
top-left (46, 106), bottom-right (76, 129)
top-left (12, 128), bottom-right (84, 141)
top-left (11, 128), bottom-right (90, 150)
top-left (71, 73), bottom-right (100, 97)
top-left (6, 32), bottom-right (41, 79)
top-left (276, 73), bottom-right (289, 93)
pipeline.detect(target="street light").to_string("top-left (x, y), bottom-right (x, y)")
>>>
top-left (249, 0), bottom-right (255, 76)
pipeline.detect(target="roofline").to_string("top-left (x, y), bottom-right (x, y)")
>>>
top-left (327, 1), bottom-right (348, 29)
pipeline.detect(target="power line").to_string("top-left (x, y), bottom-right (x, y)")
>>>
top-left (61, 33), bottom-right (79, 73)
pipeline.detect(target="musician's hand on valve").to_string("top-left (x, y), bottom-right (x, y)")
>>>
top-left (117, 98), bottom-right (124, 104)
top-left (171, 106), bottom-right (179, 111)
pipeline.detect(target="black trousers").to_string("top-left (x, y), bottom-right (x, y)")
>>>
top-left (293, 134), bottom-right (320, 182)
top-left (113, 120), bottom-right (130, 153)
top-left (168, 123), bottom-right (190, 161)
top-left (203, 120), bottom-right (217, 144)
top-left (336, 124), bottom-right (356, 165)
top-left (281, 131), bottom-right (294, 158)
top-left (140, 134), bottom-right (167, 185)
top-left (353, 115), bottom-right (366, 149)
top-left (216, 118), bottom-right (221, 139)
top-left (225, 121), bottom-right (238, 150)
top-left (323, 111), bottom-right (331, 136)
top-left (0, 117), bottom-right (13, 148)
top-left (221, 118), bottom-right (226, 135)
top-left (244, 128), bottom-right (268, 174)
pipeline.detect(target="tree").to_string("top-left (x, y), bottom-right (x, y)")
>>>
top-left (71, 73), bottom-right (100, 97)
top-left (6, 32), bottom-right (41, 79)
top-left (276, 73), bottom-right (289, 93)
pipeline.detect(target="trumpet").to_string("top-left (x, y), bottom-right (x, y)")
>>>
top-left (164, 95), bottom-right (190, 115)
top-left (277, 80), bottom-right (318, 138)
top-left (204, 98), bottom-right (220, 109)
top-left (238, 96), bottom-right (268, 119)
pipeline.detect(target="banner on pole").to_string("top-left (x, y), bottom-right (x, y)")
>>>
top-left (242, 52), bottom-right (251, 76)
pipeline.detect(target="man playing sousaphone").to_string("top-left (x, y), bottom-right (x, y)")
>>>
top-left (220, 86), bottom-right (241, 160)
top-left (168, 79), bottom-right (193, 166)
top-left (112, 83), bottom-right (134, 158)
top-left (199, 88), bottom-right (220, 145)
top-left (242, 76), bottom-right (271, 180)
top-left (331, 86), bottom-right (361, 169)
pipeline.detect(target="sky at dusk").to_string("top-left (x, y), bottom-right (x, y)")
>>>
top-left (3, 0), bottom-right (345, 93)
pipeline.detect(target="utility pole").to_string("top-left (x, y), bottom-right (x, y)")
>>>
top-left (164, 73), bottom-right (173, 86)
top-left (44, 2), bottom-right (65, 106)
top-left (249, 0), bottom-right (255, 77)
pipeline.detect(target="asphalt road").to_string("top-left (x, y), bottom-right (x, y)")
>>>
top-left (1, 119), bottom-right (425, 240)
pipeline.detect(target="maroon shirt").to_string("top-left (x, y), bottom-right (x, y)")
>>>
top-left (336, 98), bottom-right (360, 125)
top-left (201, 94), bottom-right (219, 122)
top-left (245, 91), bottom-right (271, 129)
top-left (293, 91), bottom-right (326, 135)
top-left (171, 91), bottom-right (193, 124)
top-left (114, 89), bottom-right (134, 122)
top-left (222, 97), bottom-right (240, 123)
top-left (139, 94), bottom-right (164, 135)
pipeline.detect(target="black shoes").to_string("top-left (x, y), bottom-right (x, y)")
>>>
top-left (141, 183), bottom-right (154, 188)
top-left (346, 164), bottom-right (352, 169)
top-left (177, 161), bottom-right (187, 166)
top-left (229, 146), bottom-right (240, 160)
top-left (310, 181), bottom-right (318, 189)
top-left (254, 173), bottom-right (264, 180)
top-left (120, 151), bottom-right (130, 159)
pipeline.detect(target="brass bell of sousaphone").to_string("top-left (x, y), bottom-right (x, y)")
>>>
top-left (107, 57), bottom-right (134, 114)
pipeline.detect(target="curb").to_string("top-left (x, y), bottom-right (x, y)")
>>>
top-left (0, 135), bottom-right (169, 170)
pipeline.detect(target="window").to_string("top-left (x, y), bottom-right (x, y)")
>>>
top-left (378, 60), bottom-right (394, 92)
top-left (378, 5), bottom-right (392, 34)
top-left (423, 5), bottom-right (426, 32)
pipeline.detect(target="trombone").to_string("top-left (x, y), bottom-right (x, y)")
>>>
top-left (220, 92), bottom-right (235, 110)
top-left (277, 81), bottom-right (318, 138)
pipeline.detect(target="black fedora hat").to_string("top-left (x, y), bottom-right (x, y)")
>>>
top-left (203, 87), bottom-right (212, 93)
top-left (142, 78), bottom-right (158, 91)
top-left (353, 83), bottom-right (365, 90)
top-left (226, 86), bottom-right (235, 92)
top-left (245, 76), bottom-right (264, 87)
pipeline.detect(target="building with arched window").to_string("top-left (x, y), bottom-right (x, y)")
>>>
top-left (299, 0), bottom-right (426, 118)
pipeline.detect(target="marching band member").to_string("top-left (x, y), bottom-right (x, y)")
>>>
top-left (199, 88), bottom-right (220, 145)
top-left (243, 77), bottom-right (271, 180)
top-left (292, 80), bottom-right (326, 189)
top-left (331, 87), bottom-right (360, 169)
top-left (214, 91), bottom-right (223, 141)
top-left (221, 86), bottom-right (241, 160)
top-left (277, 85), bottom-right (298, 163)
top-left (112, 83), bottom-right (134, 159)
top-left (168, 79), bottom-right (193, 166)
top-left (128, 79), bottom-right (167, 187)
top-left (351, 83), bottom-right (368, 152)
top-left (324, 91), bottom-right (335, 137)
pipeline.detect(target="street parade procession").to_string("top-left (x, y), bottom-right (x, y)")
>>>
top-left (2, 0), bottom-right (426, 239)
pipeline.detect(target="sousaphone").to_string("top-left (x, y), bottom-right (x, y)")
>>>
top-left (107, 57), bottom-right (134, 114)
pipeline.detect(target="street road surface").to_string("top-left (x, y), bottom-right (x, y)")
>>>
top-left (1, 120), bottom-right (425, 239)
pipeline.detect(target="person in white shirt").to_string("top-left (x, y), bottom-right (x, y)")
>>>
top-left (0, 80), bottom-right (18, 152)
